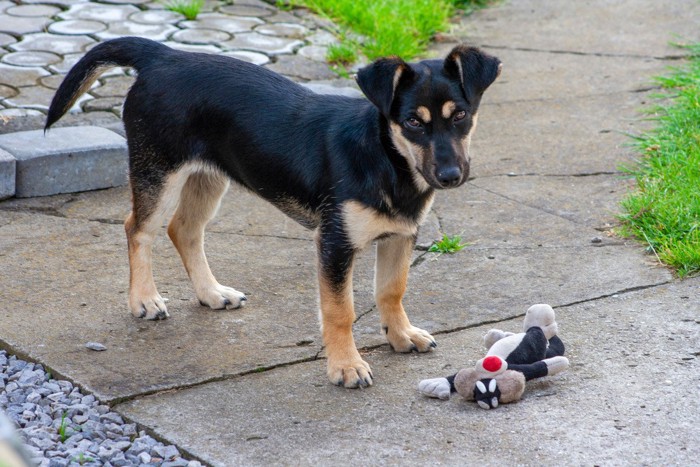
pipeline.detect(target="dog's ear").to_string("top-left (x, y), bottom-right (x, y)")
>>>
top-left (356, 57), bottom-right (413, 116)
top-left (444, 45), bottom-right (501, 104)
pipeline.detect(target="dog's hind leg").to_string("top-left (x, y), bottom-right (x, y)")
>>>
top-left (125, 166), bottom-right (188, 320)
top-left (167, 169), bottom-right (247, 310)
top-left (375, 235), bottom-right (436, 352)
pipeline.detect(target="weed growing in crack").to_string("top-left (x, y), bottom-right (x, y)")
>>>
top-left (429, 233), bottom-right (467, 254)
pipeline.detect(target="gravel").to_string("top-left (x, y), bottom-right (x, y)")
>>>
top-left (0, 350), bottom-right (202, 467)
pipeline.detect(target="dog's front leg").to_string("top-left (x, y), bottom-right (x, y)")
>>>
top-left (316, 230), bottom-right (372, 388)
top-left (375, 235), bottom-right (436, 352)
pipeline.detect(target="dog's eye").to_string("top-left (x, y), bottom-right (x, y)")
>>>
top-left (453, 110), bottom-right (467, 122)
top-left (404, 117), bottom-right (422, 129)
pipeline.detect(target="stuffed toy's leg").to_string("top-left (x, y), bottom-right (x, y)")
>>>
top-left (509, 356), bottom-right (569, 381)
top-left (546, 334), bottom-right (565, 358)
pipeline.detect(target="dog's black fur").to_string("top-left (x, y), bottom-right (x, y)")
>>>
top-left (46, 37), bottom-right (500, 388)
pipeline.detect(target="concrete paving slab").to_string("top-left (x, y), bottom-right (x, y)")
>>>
top-left (115, 279), bottom-right (700, 466)
top-left (470, 173), bottom-right (631, 229)
top-left (0, 126), bottom-right (127, 197)
top-left (354, 242), bottom-right (671, 349)
top-left (454, 0), bottom-right (700, 58)
top-left (469, 90), bottom-right (649, 177)
top-left (0, 212), bottom-right (326, 402)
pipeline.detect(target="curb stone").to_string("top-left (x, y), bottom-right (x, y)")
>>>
top-left (0, 147), bottom-right (15, 199)
top-left (0, 126), bottom-right (127, 198)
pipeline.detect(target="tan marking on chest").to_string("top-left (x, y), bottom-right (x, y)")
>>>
top-left (441, 101), bottom-right (456, 119)
top-left (416, 106), bottom-right (431, 123)
top-left (342, 200), bottom-right (419, 249)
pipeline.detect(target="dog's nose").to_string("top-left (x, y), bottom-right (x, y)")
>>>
top-left (436, 167), bottom-right (462, 187)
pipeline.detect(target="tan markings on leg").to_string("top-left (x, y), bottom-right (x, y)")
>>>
top-left (342, 200), bottom-right (418, 249)
top-left (389, 123), bottom-right (433, 192)
top-left (126, 163), bottom-right (201, 319)
top-left (441, 100), bottom-right (456, 119)
top-left (168, 167), bottom-right (246, 310)
top-left (375, 236), bottom-right (436, 353)
top-left (318, 263), bottom-right (372, 388)
top-left (416, 106), bottom-right (431, 123)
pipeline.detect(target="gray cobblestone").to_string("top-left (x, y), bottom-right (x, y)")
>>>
top-left (222, 32), bottom-right (304, 55)
top-left (48, 20), bottom-right (108, 36)
top-left (171, 28), bottom-right (231, 45)
top-left (5, 4), bottom-right (61, 17)
top-left (1, 51), bottom-right (62, 67)
top-left (0, 15), bottom-right (51, 35)
top-left (9, 33), bottom-right (97, 55)
top-left (180, 13), bottom-right (264, 34)
top-left (255, 22), bottom-right (309, 39)
top-left (221, 50), bottom-right (270, 66)
top-left (95, 21), bottom-right (179, 41)
top-left (58, 3), bottom-right (140, 22)
top-left (0, 31), bottom-right (16, 46)
top-left (0, 83), bottom-right (18, 99)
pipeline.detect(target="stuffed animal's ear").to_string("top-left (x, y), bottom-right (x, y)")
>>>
top-left (356, 57), bottom-right (413, 116)
top-left (443, 45), bottom-right (501, 104)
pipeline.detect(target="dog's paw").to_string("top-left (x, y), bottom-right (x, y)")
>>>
top-left (197, 284), bottom-right (247, 310)
top-left (383, 324), bottom-right (436, 353)
top-left (327, 356), bottom-right (373, 389)
top-left (130, 294), bottom-right (170, 320)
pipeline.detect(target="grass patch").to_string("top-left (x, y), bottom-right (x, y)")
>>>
top-left (285, 0), bottom-right (491, 65)
top-left (429, 233), bottom-right (467, 254)
top-left (164, 0), bottom-right (204, 20)
top-left (619, 43), bottom-right (700, 277)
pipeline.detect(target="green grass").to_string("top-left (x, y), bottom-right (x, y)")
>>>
top-left (58, 411), bottom-right (69, 442)
top-left (619, 43), bottom-right (700, 278)
top-left (429, 233), bottom-right (467, 254)
top-left (164, 0), bottom-right (204, 20)
top-left (285, 0), bottom-right (491, 65)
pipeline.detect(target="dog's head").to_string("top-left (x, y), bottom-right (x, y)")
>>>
top-left (357, 45), bottom-right (501, 191)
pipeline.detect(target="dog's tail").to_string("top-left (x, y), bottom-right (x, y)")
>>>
top-left (45, 37), bottom-right (166, 130)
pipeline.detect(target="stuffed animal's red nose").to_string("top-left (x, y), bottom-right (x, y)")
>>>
top-left (483, 355), bottom-right (503, 372)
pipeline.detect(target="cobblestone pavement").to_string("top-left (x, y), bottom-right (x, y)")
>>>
top-left (0, 0), bottom-right (349, 133)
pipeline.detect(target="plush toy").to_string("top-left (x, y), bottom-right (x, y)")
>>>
top-left (418, 304), bottom-right (569, 409)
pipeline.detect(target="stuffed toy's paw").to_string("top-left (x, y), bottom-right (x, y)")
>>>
top-left (417, 377), bottom-right (451, 400)
top-left (543, 356), bottom-right (569, 375)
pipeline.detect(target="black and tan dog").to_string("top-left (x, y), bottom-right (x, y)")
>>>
top-left (46, 37), bottom-right (500, 388)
